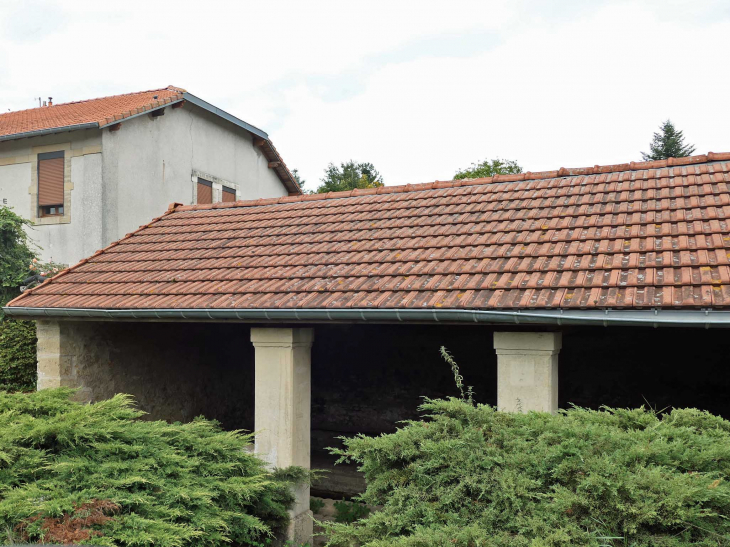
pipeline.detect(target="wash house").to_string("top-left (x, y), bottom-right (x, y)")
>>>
top-left (7, 152), bottom-right (730, 543)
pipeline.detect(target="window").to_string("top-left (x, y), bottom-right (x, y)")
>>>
top-left (222, 185), bottom-right (236, 203)
top-left (197, 178), bottom-right (212, 204)
top-left (38, 151), bottom-right (65, 217)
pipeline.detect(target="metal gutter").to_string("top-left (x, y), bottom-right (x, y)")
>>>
top-left (4, 306), bottom-right (730, 328)
top-left (182, 92), bottom-right (269, 140)
top-left (0, 123), bottom-right (99, 142)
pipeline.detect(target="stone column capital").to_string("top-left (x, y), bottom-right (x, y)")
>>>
top-left (493, 332), bottom-right (561, 354)
top-left (250, 327), bottom-right (314, 348)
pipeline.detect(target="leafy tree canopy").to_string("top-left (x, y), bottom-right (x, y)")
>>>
top-left (316, 161), bottom-right (384, 193)
top-left (641, 120), bottom-right (696, 161)
top-left (454, 158), bottom-right (522, 180)
top-left (0, 207), bottom-right (36, 307)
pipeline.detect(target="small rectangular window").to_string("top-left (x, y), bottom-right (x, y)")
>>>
top-left (38, 151), bottom-right (64, 217)
top-left (222, 186), bottom-right (236, 203)
top-left (197, 178), bottom-right (213, 204)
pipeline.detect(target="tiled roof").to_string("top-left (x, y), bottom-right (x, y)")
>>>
top-left (9, 153), bottom-right (730, 311)
top-left (0, 86), bottom-right (185, 137)
top-left (0, 86), bottom-right (301, 194)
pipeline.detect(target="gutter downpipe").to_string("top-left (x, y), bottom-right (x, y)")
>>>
top-left (4, 307), bottom-right (730, 328)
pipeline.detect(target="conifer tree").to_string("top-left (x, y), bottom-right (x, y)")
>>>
top-left (641, 120), bottom-right (696, 161)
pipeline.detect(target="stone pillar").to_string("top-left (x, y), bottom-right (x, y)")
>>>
top-left (250, 328), bottom-right (314, 544)
top-left (36, 320), bottom-right (90, 398)
top-left (493, 332), bottom-right (561, 413)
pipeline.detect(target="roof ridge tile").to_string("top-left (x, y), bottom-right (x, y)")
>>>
top-left (0, 85), bottom-right (181, 116)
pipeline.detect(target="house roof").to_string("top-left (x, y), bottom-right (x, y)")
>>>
top-left (7, 152), bottom-right (730, 326)
top-left (0, 86), bottom-right (185, 137)
top-left (0, 86), bottom-right (301, 194)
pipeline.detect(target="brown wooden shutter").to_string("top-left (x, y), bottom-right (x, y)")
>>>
top-left (222, 186), bottom-right (236, 202)
top-left (38, 153), bottom-right (64, 206)
top-left (197, 179), bottom-right (212, 204)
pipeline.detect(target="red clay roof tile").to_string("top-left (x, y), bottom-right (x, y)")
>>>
top-left (0, 86), bottom-right (185, 137)
top-left (9, 153), bottom-right (730, 311)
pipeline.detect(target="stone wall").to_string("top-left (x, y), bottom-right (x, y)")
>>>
top-left (39, 320), bottom-right (255, 428)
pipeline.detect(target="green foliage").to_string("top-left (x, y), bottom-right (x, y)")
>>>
top-left (0, 319), bottom-right (36, 392)
top-left (333, 499), bottom-right (370, 524)
top-left (310, 497), bottom-right (325, 514)
top-left (0, 207), bottom-right (35, 307)
top-left (316, 161), bottom-right (383, 193)
top-left (642, 120), bottom-right (696, 161)
top-left (440, 346), bottom-right (473, 404)
top-left (0, 206), bottom-right (64, 393)
top-left (327, 400), bottom-right (730, 546)
top-left (0, 388), bottom-right (306, 546)
top-left (453, 158), bottom-right (522, 180)
top-left (292, 168), bottom-right (306, 190)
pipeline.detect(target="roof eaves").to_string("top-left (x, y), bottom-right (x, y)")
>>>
top-left (0, 122), bottom-right (100, 143)
top-left (3, 306), bottom-right (730, 328)
top-left (182, 92), bottom-right (268, 140)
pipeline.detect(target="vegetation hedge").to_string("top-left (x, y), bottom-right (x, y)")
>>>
top-left (328, 398), bottom-right (730, 547)
top-left (0, 319), bottom-right (36, 392)
top-left (0, 388), bottom-right (304, 546)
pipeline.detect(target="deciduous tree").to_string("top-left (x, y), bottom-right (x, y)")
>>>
top-left (454, 158), bottom-right (522, 180)
top-left (316, 161), bottom-right (384, 193)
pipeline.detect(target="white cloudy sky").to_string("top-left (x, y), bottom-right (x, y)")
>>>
top-left (1, 0), bottom-right (728, 191)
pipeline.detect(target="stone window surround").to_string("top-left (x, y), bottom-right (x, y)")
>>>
top-left (0, 143), bottom-right (102, 226)
top-left (29, 143), bottom-right (74, 225)
top-left (191, 170), bottom-right (239, 204)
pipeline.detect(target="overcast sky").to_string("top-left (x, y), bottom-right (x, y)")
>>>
top-left (1, 0), bottom-right (728, 191)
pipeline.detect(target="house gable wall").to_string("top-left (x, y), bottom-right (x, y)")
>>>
top-left (100, 103), bottom-right (288, 248)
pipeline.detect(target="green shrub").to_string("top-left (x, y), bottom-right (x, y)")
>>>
top-left (0, 318), bottom-right (36, 392)
top-left (0, 388), bottom-right (306, 546)
top-left (333, 499), bottom-right (370, 524)
top-left (310, 497), bottom-right (325, 514)
top-left (327, 399), bottom-right (730, 546)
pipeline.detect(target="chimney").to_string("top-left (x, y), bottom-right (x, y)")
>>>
top-left (42, 101), bottom-right (47, 107)
top-left (48, 97), bottom-right (53, 106)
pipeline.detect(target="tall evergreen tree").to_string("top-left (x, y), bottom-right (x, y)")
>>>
top-left (641, 120), bottom-right (696, 161)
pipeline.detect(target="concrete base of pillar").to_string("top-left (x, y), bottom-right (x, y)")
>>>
top-left (287, 510), bottom-right (313, 545)
top-left (494, 332), bottom-right (561, 413)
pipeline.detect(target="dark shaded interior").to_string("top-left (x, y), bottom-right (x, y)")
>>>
top-left (79, 321), bottom-right (730, 495)
top-left (560, 326), bottom-right (730, 416)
